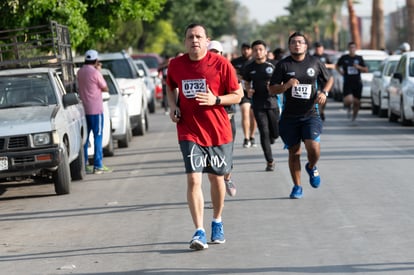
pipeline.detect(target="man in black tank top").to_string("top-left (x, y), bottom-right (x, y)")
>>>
top-left (269, 32), bottom-right (333, 199)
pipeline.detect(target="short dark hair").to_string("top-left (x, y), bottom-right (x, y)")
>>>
top-left (288, 32), bottom-right (308, 45)
top-left (348, 41), bottom-right (356, 47)
top-left (241, 42), bottom-right (251, 49)
top-left (184, 23), bottom-right (208, 38)
top-left (251, 40), bottom-right (267, 49)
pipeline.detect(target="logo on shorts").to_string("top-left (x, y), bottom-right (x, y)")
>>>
top-left (188, 144), bottom-right (227, 170)
top-left (307, 68), bottom-right (315, 77)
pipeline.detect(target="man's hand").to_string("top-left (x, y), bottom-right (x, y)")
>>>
top-left (195, 84), bottom-right (215, 105)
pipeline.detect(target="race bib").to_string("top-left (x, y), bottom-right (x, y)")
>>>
top-left (182, 79), bottom-right (206, 98)
top-left (347, 66), bottom-right (359, 75)
top-left (292, 84), bottom-right (311, 99)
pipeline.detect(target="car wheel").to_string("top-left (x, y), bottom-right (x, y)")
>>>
top-left (132, 110), bottom-right (147, 136)
top-left (148, 97), bottom-right (155, 113)
top-left (103, 130), bottom-right (115, 156)
top-left (70, 139), bottom-right (85, 181)
top-left (388, 103), bottom-right (398, 122)
top-left (118, 117), bottom-right (130, 148)
top-left (400, 98), bottom-right (412, 126)
top-left (53, 147), bottom-right (71, 195)
top-left (371, 96), bottom-right (379, 115)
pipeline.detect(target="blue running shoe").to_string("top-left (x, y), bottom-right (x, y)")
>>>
top-left (210, 221), bottom-right (226, 244)
top-left (189, 229), bottom-right (208, 250)
top-left (290, 185), bottom-right (303, 199)
top-left (305, 162), bottom-right (321, 188)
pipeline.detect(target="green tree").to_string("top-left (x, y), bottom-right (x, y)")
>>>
top-left (0, 0), bottom-right (166, 52)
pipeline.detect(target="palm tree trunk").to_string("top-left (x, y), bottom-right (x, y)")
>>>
top-left (407, 0), bottom-right (414, 48)
top-left (347, 0), bottom-right (361, 48)
top-left (371, 0), bottom-right (384, 49)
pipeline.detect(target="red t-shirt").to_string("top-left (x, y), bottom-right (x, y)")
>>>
top-left (167, 52), bottom-right (239, 146)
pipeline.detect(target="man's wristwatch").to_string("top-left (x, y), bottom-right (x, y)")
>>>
top-left (215, 96), bottom-right (221, 105)
top-left (321, 90), bottom-right (328, 96)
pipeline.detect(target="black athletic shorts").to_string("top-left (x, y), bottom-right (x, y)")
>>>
top-left (179, 140), bottom-right (233, 175)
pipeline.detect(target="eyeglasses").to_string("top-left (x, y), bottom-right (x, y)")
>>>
top-left (289, 40), bottom-right (307, 45)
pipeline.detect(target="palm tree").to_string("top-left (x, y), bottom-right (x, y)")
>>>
top-left (347, 0), bottom-right (361, 48)
top-left (370, 0), bottom-right (384, 49)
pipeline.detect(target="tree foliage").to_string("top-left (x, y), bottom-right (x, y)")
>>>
top-left (0, 0), bottom-right (166, 52)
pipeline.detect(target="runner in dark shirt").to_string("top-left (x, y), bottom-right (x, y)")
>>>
top-left (243, 40), bottom-right (279, 171)
top-left (269, 32), bottom-right (333, 199)
top-left (336, 41), bottom-right (368, 121)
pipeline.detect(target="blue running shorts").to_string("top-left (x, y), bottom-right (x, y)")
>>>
top-left (279, 115), bottom-right (322, 149)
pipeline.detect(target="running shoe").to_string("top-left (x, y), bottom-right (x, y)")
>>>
top-left (265, 161), bottom-right (275, 171)
top-left (243, 138), bottom-right (251, 148)
top-left (189, 229), bottom-right (208, 250)
top-left (305, 162), bottom-right (321, 188)
top-left (225, 179), bottom-right (236, 197)
top-left (290, 185), bottom-right (303, 199)
top-left (210, 221), bottom-right (226, 244)
top-left (250, 137), bottom-right (257, 147)
top-left (85, 165), bottom-right (94, 174)
top-left (94, 165), bottom-right (113, 174)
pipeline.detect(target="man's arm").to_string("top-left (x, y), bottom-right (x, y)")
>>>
top-left (269, 78), bottom-right (298, 95)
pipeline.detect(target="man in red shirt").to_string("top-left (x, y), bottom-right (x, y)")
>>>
top-left (166, 23), bottom-right (242, 250)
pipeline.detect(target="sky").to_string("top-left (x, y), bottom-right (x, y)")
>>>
top-left (238, 0), bottom-right (406, 24)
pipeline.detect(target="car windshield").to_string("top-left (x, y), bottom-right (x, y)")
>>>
top-left (137, 57), bottom-right (159, 70)
top-left (384, 61), bottom-right (398, 76)
top-left (103, 74), bottom-right (118, 95)
top-left (0, 74), bottom-right (56, 108)
top-left (365, 60), bottom-right (383, 73)
top-left (410, 58), bottom-right (414, 77)
top-left (101, 59), bottom-right (133, 79)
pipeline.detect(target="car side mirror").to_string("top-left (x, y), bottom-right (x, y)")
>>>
top-left (63, 93), bottom-right (80, 107)
top-left (393, 72), bottom-right (403, 83)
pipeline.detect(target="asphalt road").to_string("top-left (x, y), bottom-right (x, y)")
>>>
top-left (1, 99), bottom-right (414, 275)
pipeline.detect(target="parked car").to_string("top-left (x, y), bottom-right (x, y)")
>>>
top-left (75, 52), bottom-right (149, 136)
top-left (131, 53), bottom-right (164, 78)
top-left (371, 55), bottom-right (401, 117)
top-left (356, 50), bottom-right (389, 107)
top-left (0, 21), bottom-right (87, 195)
top-left (387, 51), bottom-right (414, 125)
top-left (134, 59), bottom-right (156, 113)
top-left (101, 68), bottom-right (132, 148)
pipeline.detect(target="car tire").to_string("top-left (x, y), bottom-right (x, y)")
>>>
top-left (70, 140), bottom-right (86, 181)
top-left (400, 98), bottom-right (412, 126)
top-left (53, 148), bottom-right (71, 195)
top-left (148, 97), bottom-right (155, 113)
top-left (132, 111), bottom-right (147, 136)
top-left (103, 130), bottom-right (115, 156)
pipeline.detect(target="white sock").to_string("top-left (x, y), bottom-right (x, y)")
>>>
top-left (213, 218), bottom-right (222, 223)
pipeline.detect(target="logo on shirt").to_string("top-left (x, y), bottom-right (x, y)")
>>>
top-left (307, 68), bottom-right (315, 77)
top-left (266, 67), bottom-right (274, 74)
top-left (287, 72), bottom-right (295, 76)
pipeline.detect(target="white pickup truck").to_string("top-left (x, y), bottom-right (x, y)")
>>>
top-left (0, 21), bottom-right (87, 195)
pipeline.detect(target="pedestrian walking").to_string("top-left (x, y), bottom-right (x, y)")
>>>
top-left (243, 40), bottom-right (280, 172)
top-left (77, 49), bottom-right (111, 174)
top-left (166, 24), bottom-right (242, 250)
top-left (208, 40), bottom-right (238, 197)
top-left (269, 32), bottom-right (333, 199)
top-left (336, 41), bottom-right (368, 122)
top-left (231, 43), bottom-right (257, 148)
top-left (313, 42), bottom-right (335, 121)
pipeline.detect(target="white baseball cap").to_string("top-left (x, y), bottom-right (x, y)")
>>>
top-left (85, 49), bottom-right (99, 61)
top-left (208, 40), bottom-right (223, 53)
